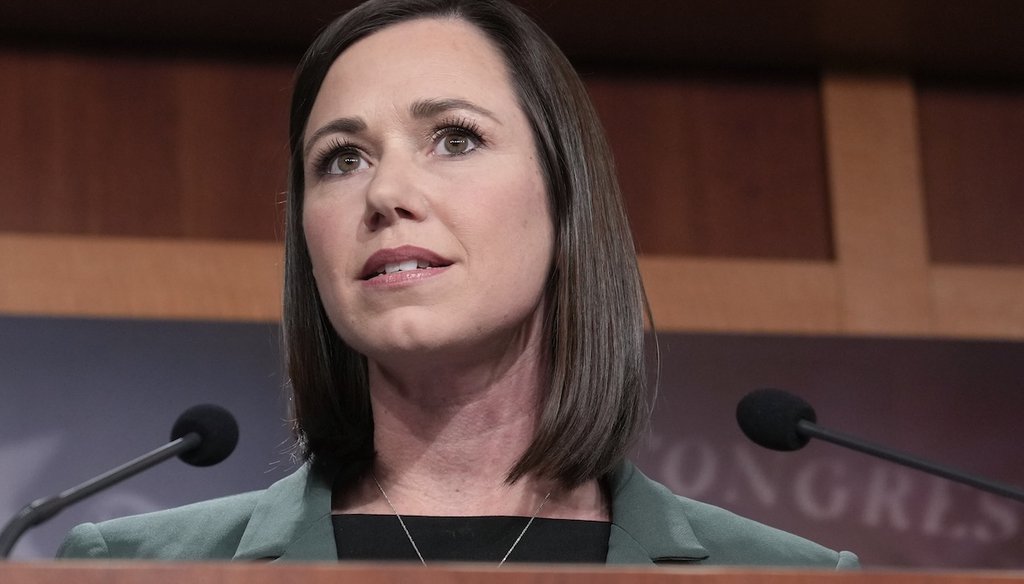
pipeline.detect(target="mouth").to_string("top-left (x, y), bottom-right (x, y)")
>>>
top-left (359, 246), bottom-right (454, 281)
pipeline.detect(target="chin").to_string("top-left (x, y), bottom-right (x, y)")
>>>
top-left (358, 323), bottom-right (526, 372)
top-left (350, 316), bottom-right (458, 358)
top-left (337, 302), bottom-right (547, 369)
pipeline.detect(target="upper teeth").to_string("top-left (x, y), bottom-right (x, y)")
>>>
top-left (382, 260), bottom-right (431, 274)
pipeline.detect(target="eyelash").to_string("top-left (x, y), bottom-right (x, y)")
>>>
top-left (312, 138), bottom-right (360, 177)
top-left (310, 117), bottom-right (488, 177)
top-left (429, 117), bottom-right (486, 152)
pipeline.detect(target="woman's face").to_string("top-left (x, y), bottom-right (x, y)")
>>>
top-left (302, 17), bottom-right (555, 367)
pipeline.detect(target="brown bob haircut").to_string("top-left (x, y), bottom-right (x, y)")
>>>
top-left (284, 0), bottom-right (651, 488)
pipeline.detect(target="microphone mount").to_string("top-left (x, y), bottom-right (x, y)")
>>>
top-left (738, 388), bottom-right (1024, 504)
top-left (0, 404), bottom-right (237, 558)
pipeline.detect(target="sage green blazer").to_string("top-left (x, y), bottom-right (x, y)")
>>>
top-left (58, 462), bottom-right (858, 568)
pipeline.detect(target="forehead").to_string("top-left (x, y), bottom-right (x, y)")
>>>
top-left (307, 17), bottom-right (518, 127)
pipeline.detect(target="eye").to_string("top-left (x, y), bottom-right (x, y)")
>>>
top-left (430, 124), bottom-right (484, 157)
top-left (324, 149), bottom-right (369, 175)
top-left (311, 139), bottom-right (370, 177)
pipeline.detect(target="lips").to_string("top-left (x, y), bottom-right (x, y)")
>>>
top-left (359, 245), bottom-right (454, 281)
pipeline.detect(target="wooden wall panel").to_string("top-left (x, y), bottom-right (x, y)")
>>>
top-left (1, 52), bottom-right (836, 256)
top-left (918, 83), bottom-right (1024, 265)
top-left (931, 266), bottom-right (1024, 337)
top-left (2, 46), bottom-right (1023, 339)
top-left (639, 256), bottom-right (840, 333)
top-left (174, 61), bottom-right (292, 239)
top-left (0, 50), bottom-right (179, 235)
top-left (821, 74), bottom-right (932, 335)
top-left (0, 49), bottom-right (291, 240)
top-left (0, 234), bottom-right (281, 321)
top-left (587, 76), bottom-right (833, 260)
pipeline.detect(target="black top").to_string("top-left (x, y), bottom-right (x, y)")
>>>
top-left (332, 514), bottom-right (611, 564)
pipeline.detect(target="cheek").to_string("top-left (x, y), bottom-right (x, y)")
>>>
top-left (461, 169), bottom-right (553, 274)
top-left (463, 165), bottom-right (549, 232)
top-left (302, 201), bottom-right (351, 279)
top-left (301, 210), bottom-right (328, 275)
top-left (510, 170), bottom-right (554, 246)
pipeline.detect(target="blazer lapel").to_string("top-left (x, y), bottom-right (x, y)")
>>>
top-left (229, 460), bottom-right (706, 564)
top-left (232, 464), bottom-right (338, 561)
top-left (606, 462), bottom-right (710, 564)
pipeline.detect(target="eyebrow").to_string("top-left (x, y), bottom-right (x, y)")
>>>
top-left (409, 98), bottom-right (501, 125)
top-left (303, 117), bottom-right (367, 159)
top-left (303, 98), bottom-right (501, 159)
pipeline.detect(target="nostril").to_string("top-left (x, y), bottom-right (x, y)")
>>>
top-left (363, 203), bottom-right (420, 230)
top-left (365, 210), bottom-right (385, 231)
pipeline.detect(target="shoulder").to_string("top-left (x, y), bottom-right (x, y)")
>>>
top-left (57, 490), bottom-right (263, 560)
top-left (607, 462), bottom-right (858, 568)
top-left (673, 496), bottom-right (859, 568)
top-left (58, 464), bottom-right (336, 562)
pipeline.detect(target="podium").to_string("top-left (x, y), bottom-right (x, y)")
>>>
top-left (3, 563), bottom-right (1024, 584)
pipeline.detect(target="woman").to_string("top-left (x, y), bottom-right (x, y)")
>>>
top-left (60, 0), bottom-right (857, 567)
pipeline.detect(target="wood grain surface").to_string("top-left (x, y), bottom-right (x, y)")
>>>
top-left (1, 49), bottom-right (1022, 339)
top-left (0, 234), bottom-right (282, 321)
top-left (589, 75), bottom-right (833, 260)
top-left (0, 49), bottom-right (291, 240)
top-left (4, 563), bottom-right (1024, 584)
top-left (918, 82), bottom-right (1024, 265)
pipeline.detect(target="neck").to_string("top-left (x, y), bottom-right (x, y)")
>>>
top-left (364, 337), bottom-right (549, 514)
top-left (331, 323), bottom-right (608, 521)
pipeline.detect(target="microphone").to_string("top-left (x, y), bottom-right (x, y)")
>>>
top-left (737, 388), bottom-right (1024, 504)
top-left (0, 404), bottom-right (239, 558)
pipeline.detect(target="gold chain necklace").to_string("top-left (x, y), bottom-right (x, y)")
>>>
top-left (371, 473), bottom-right (552, 566)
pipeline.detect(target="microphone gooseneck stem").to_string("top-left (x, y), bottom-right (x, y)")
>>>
top-left (0, 432), bottom-right (201, 558)
top-left (797, 420), bottom-right (1024, 503)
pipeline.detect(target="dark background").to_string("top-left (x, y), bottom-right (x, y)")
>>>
top-left (2, 316), bottom-right (1021, 567)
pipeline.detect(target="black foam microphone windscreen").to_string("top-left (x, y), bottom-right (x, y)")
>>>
top-left (736, 388), bottom-right (816, 452)
top-left (170, 404), bottom-right (239, 466)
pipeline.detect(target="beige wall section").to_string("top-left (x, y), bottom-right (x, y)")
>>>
top-left (638, 73), bottom-right (1024, 339)
top-left (931, 267), bottom-right (1024, 338)
top-left (821, 74), bottom-right (933, 335)
top-left (0, 235), bottom-right (844, 334)
top-left (0, 234), bottom-right (282, 321)
top-left (819, 73), bottom-right (1024, 339)
top-left (639, 257), bottom-right (840, 334)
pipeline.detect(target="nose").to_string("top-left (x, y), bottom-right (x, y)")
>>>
top-left (362, 153), bottom-right (428, 231)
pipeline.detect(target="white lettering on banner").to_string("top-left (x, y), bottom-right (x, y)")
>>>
top-left (0, 433), bottom-right (64, 559)
top-left (922, 477), bottom-right (955, 536)
top-left (794, 459), bottom-right (850, 520)
top-left (724, 446), bottom-right (778, 506)
top-left (663, 439), bottom-right (717, 496)
top-left (977, 495), bottom-right (1017, 542)
top-left (647, 435), bottom-right (1020, 543)
top-left (863, 467), bottom-right (913, 530)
